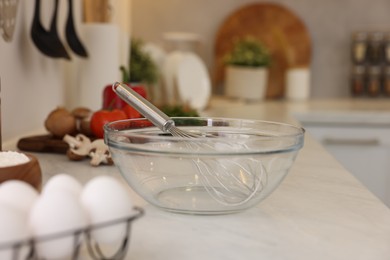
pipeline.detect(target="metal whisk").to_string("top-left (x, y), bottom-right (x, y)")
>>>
top-left (112, 82), bottom-right (265, 206)
top-left (112, 82), bottom-right (206, 139)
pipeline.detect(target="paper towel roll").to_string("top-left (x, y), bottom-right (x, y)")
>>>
top-left (286, 67), bottom-right (311, 101)
top-left (79, 24), bottom-right (121, 110)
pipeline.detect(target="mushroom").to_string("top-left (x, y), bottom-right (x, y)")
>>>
top-left (88, 139), bottom-right (113, 166)
top-left (63, 134), bottom-right (92, 161)
top-left (45, 107), bottom-right (77, 138)
top-left (71, 107), bottom-right (92, 119)
top-left (71, 107), bottom-right (93, 136)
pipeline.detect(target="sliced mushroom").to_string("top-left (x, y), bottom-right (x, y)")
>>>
top-left (89, 139), bottom-right (113, 166)
top-left (63, 134), bottom-right (92, 161)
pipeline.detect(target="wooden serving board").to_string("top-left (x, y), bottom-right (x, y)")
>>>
top-left (17, 135), bottom-right (69, 154)
top-left (213, 2), bottom-right (312, 98)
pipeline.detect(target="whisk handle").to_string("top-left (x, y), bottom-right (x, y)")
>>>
top-left (112, 82), bottom-right (175, 132)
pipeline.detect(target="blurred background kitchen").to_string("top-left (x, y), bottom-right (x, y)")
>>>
top-left (1, 0), bottom-right (390, 141)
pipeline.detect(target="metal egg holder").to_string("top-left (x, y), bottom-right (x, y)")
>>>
top-left (0, 207), bottom-right (143, 260)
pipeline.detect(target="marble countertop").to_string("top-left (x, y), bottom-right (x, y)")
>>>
top-left (5, 98), bottom-right (390, 260)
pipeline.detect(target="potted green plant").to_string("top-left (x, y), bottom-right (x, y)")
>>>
top-left (120, 38), bottom-right (158, 86)
top-left (224, 36), bottom-right (271, 100)
top-left (120, 38), bottom-right (159, 100)
top-left (102, 38), bottom-right (159, 110)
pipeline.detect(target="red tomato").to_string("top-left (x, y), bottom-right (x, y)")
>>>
top-left (122, 104), bottom-right (142, 119)
top-left (90, 109), bottom-right (127, 138)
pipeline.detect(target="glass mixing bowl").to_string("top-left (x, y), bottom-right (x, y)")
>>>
top-left (104, 117), bottom-right (305, 215)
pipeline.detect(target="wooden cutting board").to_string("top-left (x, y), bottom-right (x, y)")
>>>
top-left (17, 134), bottom-right (100, 154)
top-left (17, 135), bottom-right (69, 154)
top-left (213, 3), bottom-right (312, 98)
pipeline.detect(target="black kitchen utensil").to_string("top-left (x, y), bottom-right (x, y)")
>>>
top-left (65, 0), bottom-right (88, 57)
top-left (31, 0), bottom-right (70, 59)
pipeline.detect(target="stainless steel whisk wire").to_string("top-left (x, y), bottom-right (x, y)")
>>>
top-left (194, 157), bottom-right (267, 205)
top-left (180, 135), bottom-right (266, 206)
top-left (112, 82), bottom-right (267, 206)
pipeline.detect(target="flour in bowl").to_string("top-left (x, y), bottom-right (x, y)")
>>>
top-left (0, 151), bottom-right (30, 167)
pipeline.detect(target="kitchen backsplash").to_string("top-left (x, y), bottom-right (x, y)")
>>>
top-left (2, 0), bottom-right (390, 141)
top-left (132, 0), bottom-right (390, 98)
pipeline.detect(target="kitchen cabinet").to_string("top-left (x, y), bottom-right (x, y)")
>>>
top-left (295, 111), bottom-right (390, 207)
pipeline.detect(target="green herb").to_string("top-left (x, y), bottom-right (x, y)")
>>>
top-left (224, 36), bottom-right (271, 67)
top-left (160, 105), bottom-right (199, 117)
top-left (160, 105), bottom-right (201, 126)
top-left (120, 38), bottom-right (158, 84)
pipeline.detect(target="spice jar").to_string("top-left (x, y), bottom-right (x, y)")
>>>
top-left (367, 32), bottom-right (385, 65)
top-left (366, 65), bottom-right (382, 96)
top-left (350, 65), bottom-right (366, 96)
top-left (383, 66), bottom-right (390, 96)
top-left (384, 33), bottom-right (390, 64)
top-left (351, 32), bottom-right (368, 64)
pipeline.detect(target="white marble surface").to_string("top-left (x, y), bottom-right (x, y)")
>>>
top-left (6, 98), bottom-right (390, 260)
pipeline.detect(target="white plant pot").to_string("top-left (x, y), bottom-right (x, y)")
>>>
top-left (225, 66), bottom-right (269, 100)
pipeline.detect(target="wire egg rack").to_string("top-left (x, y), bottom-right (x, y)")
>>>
top-left (0, 207), bottom-right (144, 260)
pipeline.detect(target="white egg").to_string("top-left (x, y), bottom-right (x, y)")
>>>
top-left (42, 173), bottom-right (83, 197)
top-left (29, 191), bottom-right (89, 259)
top-left (0, 180), bottom-right (39, 213)
top-left (0, 204), bottom-right (31, 260)
top-left (81, 176), bottom-right (134, 244)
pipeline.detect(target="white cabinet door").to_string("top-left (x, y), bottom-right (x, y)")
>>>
top-left (304, 125), bottom-right (390, 207)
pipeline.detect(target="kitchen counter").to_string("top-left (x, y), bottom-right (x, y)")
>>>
top-left (5, 98), bottom-right (390, 260)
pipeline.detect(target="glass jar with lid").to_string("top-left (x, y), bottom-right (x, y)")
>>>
top-left (367, 32), bottom-right (385, 65)
top-left (382, 66), bottom-right (390, 96)
top-left (350, 65), bottom-right (366, 96)
top-left (366, 65), bottom-right (382, 96)
top-left (383, 32), bottom-right (390, 64)
top-left (351, 32), bottom-right (368, 64)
